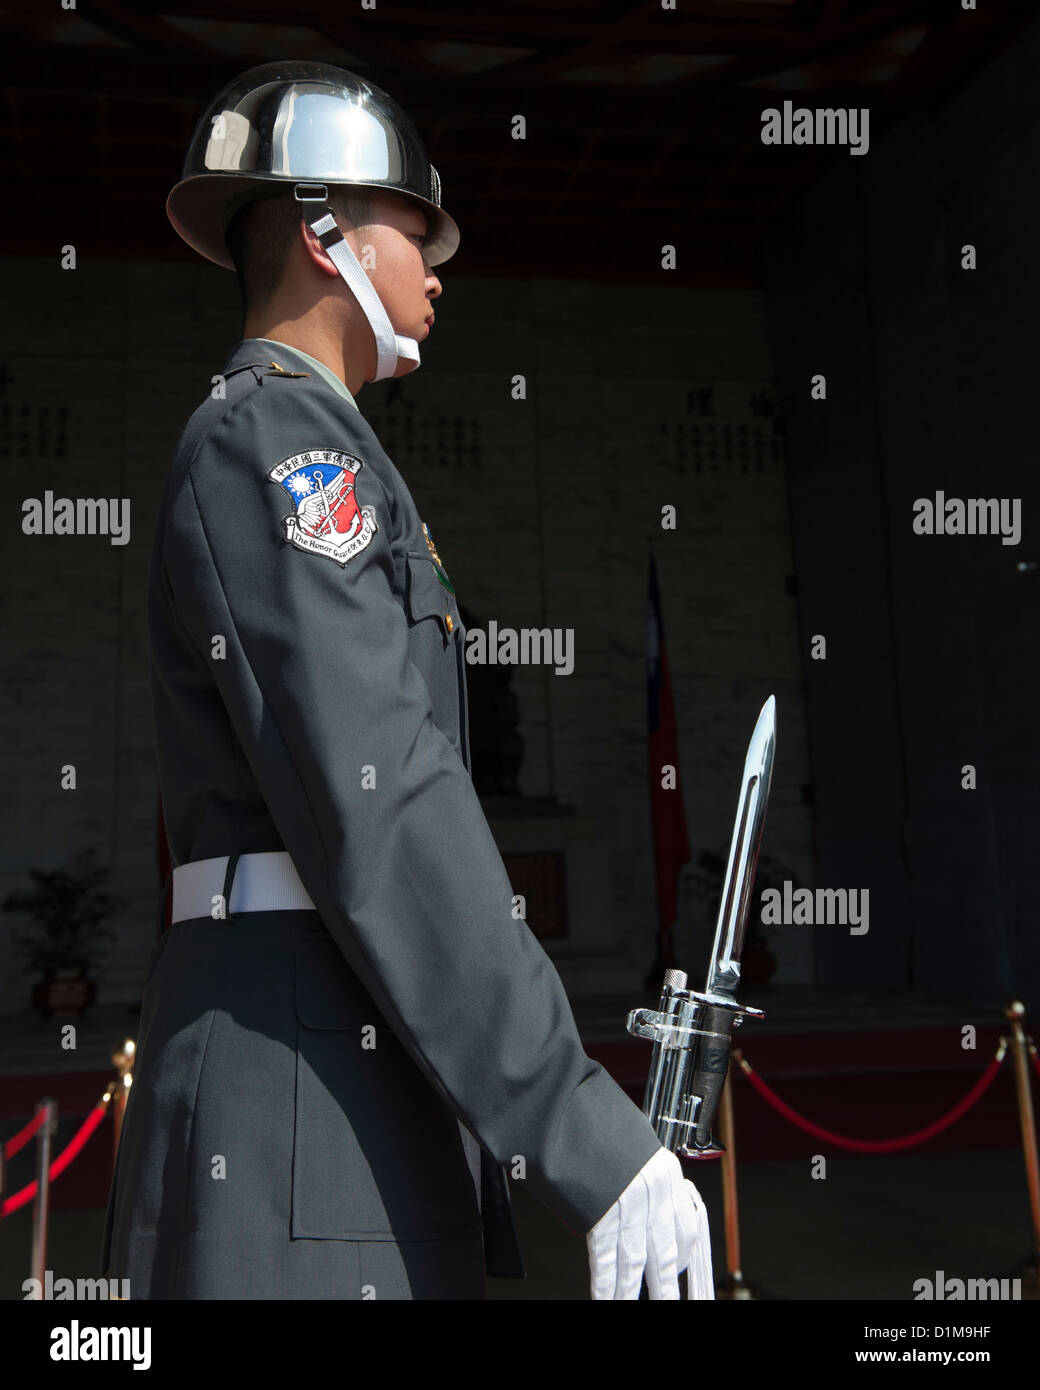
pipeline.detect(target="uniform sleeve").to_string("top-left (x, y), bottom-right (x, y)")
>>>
top-left (162, 384), bottom-right (663, 1235)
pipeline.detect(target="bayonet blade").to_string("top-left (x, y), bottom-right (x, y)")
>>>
top-left (705, 695), bottom-right (776, 999)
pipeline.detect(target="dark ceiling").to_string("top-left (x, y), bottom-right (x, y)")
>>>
top-left (1, 0), bottom-right (1033, 285)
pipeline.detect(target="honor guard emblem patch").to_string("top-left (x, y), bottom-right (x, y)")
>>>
top-left (269, 450), bottom-right (378, 567)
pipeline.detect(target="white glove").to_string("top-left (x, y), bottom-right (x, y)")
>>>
top-left (586, 1147), bottom-right (714, 1300)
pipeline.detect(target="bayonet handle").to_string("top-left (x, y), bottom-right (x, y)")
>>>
top-left (690, 1004), bottom-right (733, 1150)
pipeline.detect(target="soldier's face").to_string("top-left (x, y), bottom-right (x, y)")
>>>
top-left (351, 191), bottom-right (442, 374)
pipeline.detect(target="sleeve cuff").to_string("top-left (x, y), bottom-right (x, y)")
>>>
top-left (526, 1062), bottom-right (665, 1235)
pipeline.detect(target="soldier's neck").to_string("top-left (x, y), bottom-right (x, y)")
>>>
top-left (242, 305), bottom-right (370, 397)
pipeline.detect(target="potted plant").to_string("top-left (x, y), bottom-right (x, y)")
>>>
top-left (688, 849), bottom-right (801, 985)
top-left (3, 849), bottom-right (120, 1018)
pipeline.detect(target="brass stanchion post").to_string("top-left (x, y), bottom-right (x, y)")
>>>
top-left (1003, 1001), bottom-right (1040, 1289)
top-left (111, 1038), bottom-right (136, 1168)
top-left (714, 1051), bottom-right (761, 1300)
top-left (29, 1098), bottom-right (57, 1290)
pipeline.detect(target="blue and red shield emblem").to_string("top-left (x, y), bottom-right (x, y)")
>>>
top-left (268, 449), bottom-right (378, 566)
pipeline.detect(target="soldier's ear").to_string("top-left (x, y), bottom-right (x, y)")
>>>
top-left (299, 216), bottom-right (342, 279)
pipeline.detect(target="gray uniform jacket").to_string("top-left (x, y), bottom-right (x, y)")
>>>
top-left (101, 337), bottom-right (662, 1298)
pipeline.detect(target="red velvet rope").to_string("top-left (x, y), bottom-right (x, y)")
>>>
top-left (1031, 1049), bottom-right (1040, 1082)
top-left (2, 1107), bottom-right (47, 1160)
top-left (0, 1100), bottom-right (109, 1220)
top-left (737, 1052), bottom-right (1004, 1154)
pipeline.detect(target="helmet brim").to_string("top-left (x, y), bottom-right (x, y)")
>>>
top-left (167, 174), bottom-right (460, 270)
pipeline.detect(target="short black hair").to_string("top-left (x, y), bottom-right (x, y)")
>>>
top-left (225, 186), bottom-right (374, 312)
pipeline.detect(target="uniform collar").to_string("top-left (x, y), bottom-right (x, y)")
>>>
top-left (226, 338), bottom-right (359, 413)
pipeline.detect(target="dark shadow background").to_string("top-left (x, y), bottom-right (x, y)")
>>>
top-left (2, 0), bottom-right (1036, 1005)
top-left (0, 0), bottom-right (1038, 1308)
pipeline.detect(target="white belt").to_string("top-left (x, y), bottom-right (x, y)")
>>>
top-left (171, 851), bottom-right (315, 924)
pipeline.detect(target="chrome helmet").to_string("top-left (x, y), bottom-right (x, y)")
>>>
top-left (167, 60), bottom-right (459, 269)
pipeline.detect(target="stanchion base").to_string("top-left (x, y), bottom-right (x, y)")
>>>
top-left (715, 1271), bottom-right (765, 1301)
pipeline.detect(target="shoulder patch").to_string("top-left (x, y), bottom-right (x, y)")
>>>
top-left (268, 449), bottom-right (378, 567)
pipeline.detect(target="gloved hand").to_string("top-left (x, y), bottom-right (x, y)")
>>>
top-left (586, 1146), bottom-right (714, 1300)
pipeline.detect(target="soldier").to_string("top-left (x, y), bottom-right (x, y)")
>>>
top-left (101, 60), bottom-right (713, 1300)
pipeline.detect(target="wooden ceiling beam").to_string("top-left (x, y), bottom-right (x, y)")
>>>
top-left (884, 0), bottom-right (1035, 112)
top-left (653, 0), bottom-right (936, 97)
top-left (75, 0), bottom-right (215, 55)
top-left (168, 0), bottom-right (798, 49)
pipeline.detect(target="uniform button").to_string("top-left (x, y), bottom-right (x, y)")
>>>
top-left (445, 613), bottom-right (454, 634)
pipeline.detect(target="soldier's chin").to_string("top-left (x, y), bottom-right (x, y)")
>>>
top-left (363, 351), bottom-right (421, 384)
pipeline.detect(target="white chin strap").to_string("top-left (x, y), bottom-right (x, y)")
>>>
top-left (304, 201), bottom-right (420, 383)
